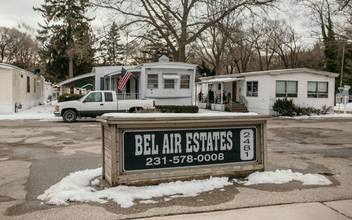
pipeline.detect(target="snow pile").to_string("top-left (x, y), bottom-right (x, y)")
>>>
top-left (38, 168), bottom-right (104, 205)
top-left (235, 170), bottom-right (332, 186)
top-left (38, 167), bottom-right (232, 208)
top-left (38, 168), bottom-right (333, 208)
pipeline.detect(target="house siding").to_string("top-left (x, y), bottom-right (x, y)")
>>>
top-left (0, 64), bottom-right (45, 114)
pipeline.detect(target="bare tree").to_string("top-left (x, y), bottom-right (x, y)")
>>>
top-left (94, 0), bottom-right (275, 62)
top-left (247, 18), bottom-right (278, 71)
top-left (0, 25), bottom-right (40, 72)
top-left (270, 22), bottom-right (304, 68)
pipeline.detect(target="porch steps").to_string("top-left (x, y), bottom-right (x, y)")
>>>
top-left (225, 103), bottom-right (248, 113)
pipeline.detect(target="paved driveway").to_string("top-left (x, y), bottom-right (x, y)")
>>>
top-left (0, 117), bottom-right (351, 219)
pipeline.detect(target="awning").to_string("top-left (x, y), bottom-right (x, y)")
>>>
top-left (197, 77), bottom-right (244, 84)
top-left (163, 74), bottom-right (180, 80)
top-left (57, 72), bottom-right (95, 86)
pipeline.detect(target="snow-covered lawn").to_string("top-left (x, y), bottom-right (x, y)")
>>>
top-left (37, 168), bottom-right (332, 208)
top-left (1, 102), bottom-right (351, 121)
top-left (0, 101), bottom-right (62, 121)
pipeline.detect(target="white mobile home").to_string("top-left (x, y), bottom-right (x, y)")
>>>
top-left (199, 68), bottom-right (339, 115)
top-left (0, 63), bottom-right (45, 114)
top-left (58, 56), bottom-right (197, 105)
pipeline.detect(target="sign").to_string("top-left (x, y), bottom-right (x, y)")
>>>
top-left (338, 87), bottom-right (345, 92)
top-left (122, 127), bottom-right (257, 172)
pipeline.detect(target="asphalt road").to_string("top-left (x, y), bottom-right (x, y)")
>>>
top-left (0, 117), bottom-right (351, 219)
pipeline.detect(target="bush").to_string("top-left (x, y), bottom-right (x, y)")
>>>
top-left (321, 104), bottom-right (333, 114)
top-left (272, 98), bottom-right (295, 116)
top-left (155, 105), bottom-right (199, 113)
top-left (58, 93), bottom-right (84, 103)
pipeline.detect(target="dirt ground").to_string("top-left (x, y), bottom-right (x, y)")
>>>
top-left (0, 117), bottom-right (351, 219)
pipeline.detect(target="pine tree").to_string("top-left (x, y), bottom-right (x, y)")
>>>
top-left (342, 43), bottom-right (352, 87)
top-left (34, 0), bottom-right (95, 80)
top-left (99, 22), bottom-right (125, 66)
top-left (319, 11), bottom-right (340, 91)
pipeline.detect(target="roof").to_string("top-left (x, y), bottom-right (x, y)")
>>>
top-left (0, 63), bottom-right (45, 79)
top-left (57, 72), bottom-right (95, 86)
top-left (199, 68), bottom-right (339, 81)
top-left (197, 77), bottom-right (244, 84)
top-left (92, 66), bottom-right (136, 75)
top-left (134, 61), bottom-right (197, 70)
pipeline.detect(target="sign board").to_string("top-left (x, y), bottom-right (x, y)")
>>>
top-left (122, 127), bottom-right (257, 172)
top-left (338, 87), bottom-right (345, 92)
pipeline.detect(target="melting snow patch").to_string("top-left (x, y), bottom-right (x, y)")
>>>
top-left (38, 168), bottom-right (332, 208)
top-left (38, 167), bottom-right (232, 208)
top-left (235, 169), bottom-right (332, 186)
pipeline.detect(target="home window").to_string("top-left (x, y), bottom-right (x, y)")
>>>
top-left (27, 76), bottom-right (30, 93)
top-left (34, 78), bottom-right (36, 93)
top-left (105, 78), bottom-right (110, 90)
top-left (147, 75), bottom-right (158, 89)
top-left (180, 75), bottom-right (190, 89)
top-left (308, 82), bottom-right (328, 98)
top-left (164, 79), bottom-right (175, 89)
top-left (276, 81), bottom-right (298, 97)
top-left (247, 81), bottom-right (258, 97)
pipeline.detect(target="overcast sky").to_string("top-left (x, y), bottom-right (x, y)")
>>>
top-left (0, 0), bottom-right (108, 30)
top-left (0, 0), bottom-right (45, 29)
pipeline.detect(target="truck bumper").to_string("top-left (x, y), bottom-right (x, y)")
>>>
top-left (54, 112), bottom-right (61, 117)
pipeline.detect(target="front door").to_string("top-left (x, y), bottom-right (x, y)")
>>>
top-left (232, 82), bottom-right (237, 102)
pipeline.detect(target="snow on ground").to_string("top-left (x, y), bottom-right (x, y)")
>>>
top-left (0, 101), bottom-right (62, 121)
top-left (37, 167), bottom-right (232, 208)
top-left (334, 102), bottom-right (352, 111)
top-left (37, 168), bottom-right (332, 208)
top-left (1, 101), bottom-right (352, 121)
top-left (235, 170), bottom-right (332, 186)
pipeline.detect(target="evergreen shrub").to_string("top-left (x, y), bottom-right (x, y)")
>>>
top-left (273, 98), bottom-right (333, 116)
top-left (155, 105), bottom-right (199, 113)
top-left (272, 98), bottom-right (295, 116)
top-left (58, 93), bottom-right (84, 103)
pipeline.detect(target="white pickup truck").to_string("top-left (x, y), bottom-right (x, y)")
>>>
top-left (54, 90), bottom-right (155, 122)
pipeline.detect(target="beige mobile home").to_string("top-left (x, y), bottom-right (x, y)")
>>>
top-left (0, 63), bottom-right (45, 114)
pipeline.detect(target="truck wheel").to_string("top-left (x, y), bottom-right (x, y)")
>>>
top-left (63, 110), bottom-right (77, 122)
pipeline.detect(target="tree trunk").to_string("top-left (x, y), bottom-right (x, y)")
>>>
top-left (69, 54), bottom-right (73, 79)
top-left (178, 45), bottom-right (186, 62)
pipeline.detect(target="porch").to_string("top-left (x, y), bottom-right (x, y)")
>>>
top-left (104, 70), bottom-right (141, 100)
top-left (196, 77), bottom-right (248, 112)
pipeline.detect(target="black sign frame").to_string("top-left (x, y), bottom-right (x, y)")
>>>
top-left (122, 126), bottom-right (258, 172)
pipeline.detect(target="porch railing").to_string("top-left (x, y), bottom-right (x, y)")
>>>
top-left (116, 92), bottom-right (141, 100)
top-left (239, 95), bottom-right (248, 107)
